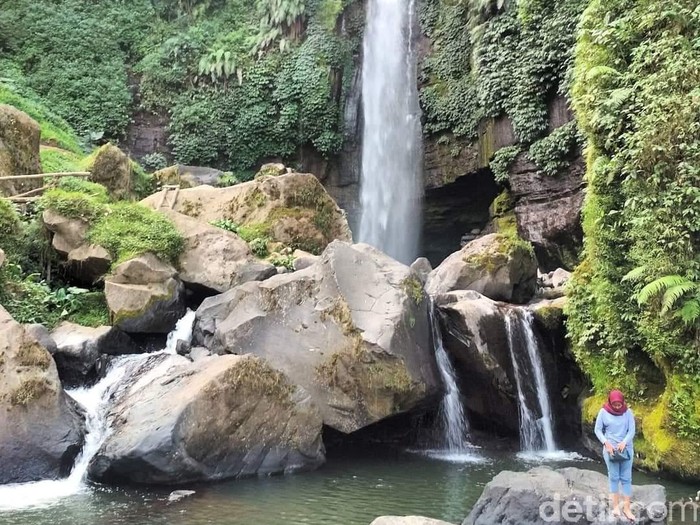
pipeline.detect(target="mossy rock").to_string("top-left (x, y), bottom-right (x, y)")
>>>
top-left (83, 143), bottom-right (132, 199)
top-left (0, 104), bottom-right (42, 196)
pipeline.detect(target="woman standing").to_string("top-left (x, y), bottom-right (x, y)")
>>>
top-left (594, 390), bottom-right (636, 521)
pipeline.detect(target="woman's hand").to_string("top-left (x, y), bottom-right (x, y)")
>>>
top-left (604, 441), bottom-right (614, 454)
top-left (617, 442), bottom-right (627, 452)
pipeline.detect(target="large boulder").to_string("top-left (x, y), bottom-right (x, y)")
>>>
top-left (85, 143), bottom-right (132, 199)
top-left (426, 233), bottom-right (537, 304)
top-left (50, 322), bottom-right (137, 387)
top-left (193, 241), bottom-right (442, 434)
top-left (104, 253), bottom-right (186, 333)
top-left (42, 209), bottom-right (89, 256)
top-left (0, 305), bottom-right (84, 483)
top-left (160, 209), bottom-right (275, 293)
top-left (142, 171), bottom-right (352, 255)
top-left (88, 353), bottom-right (324, 484)
top-left (436, 291), bottom-right (585, 444)
top-left (0, 104), bottom-right (42, 196)
top-left (463, 467), bottom-right (667, 525)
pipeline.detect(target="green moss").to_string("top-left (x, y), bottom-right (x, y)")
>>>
top-left (533, 306), bottom-right (564, 331)
top-left (490, 190), bottom-right (514, 218)
top-left (67, 291), bottom-right (110, 327)
top-left (10, 378), bottom-right (51, 406)
top-left (0, 80), bottom-right (82, 154)
top-left (39, 147), bottom-right (83, 173)
top-left (41, 188), bottom-right (109, 222)
top-left (221, 356), bottom-right (294, 407)
top-left (56, 176), bottom-right (110, 201)
top-left (401, 276), bottom-right (425, 305)
top-left (131, 160), bottom-right (156, 199)
top-left (88, 202), bottom-right (183, 265)
top-left (0, 198), bottom-right (20, 239)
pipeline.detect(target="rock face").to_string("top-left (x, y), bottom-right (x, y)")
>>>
top-left (0, 306), bottom-right (84, 483)
top-left (426, 233), bottom-right (538, 304)
top-left (0, 104), bottom-right (42, 196)
top-left (105, 253), bottom-right (185, 333)
top-left (88, 353), bottom-right (325, 485)
top-left (436, 291), bottom-right (585, 443)
top-left (194, 241), bottom-right (442, 434)
top-left (142, 171), bottom-right (352, 255)
top-left (509, 153), bottom-right (585, 272)
top-left (161, 209), bottom-right (275, 293)
top-left (463, 467), bottom-right (667, 525)
top-left (85, 143), bottom-right (132, 199)
top-left (50, 322), bottom-right (137, 387)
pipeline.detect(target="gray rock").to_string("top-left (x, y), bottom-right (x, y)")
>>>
top-left (194, 240), bottom-right (442, 434)
top-left (0, 306), bottom-right (84, 484)
top-left (463, 467), bottom-right (667, 525)
top-left (160, 209), bottom-right (275, 293)
top-left (410, 257), bottom-right (433, 285)
top-left (105, 253), bottom-right (186, 333)
top-left (372, 518), bottom-right (455, 525)
top-left (88, 354), bottom-right (325, 485)
top-left (25, 323), bottom-right (57, 354)
top-left (426, 233), bottom-right (537, 304)
top-left (43, 210), bottom-right (89, 256)
top-left (50, 322), bottom-right (137, 387)
top-left (292, 249), bottom-right (319, 271)
top-left (67, 244), bottom-right (112, 284)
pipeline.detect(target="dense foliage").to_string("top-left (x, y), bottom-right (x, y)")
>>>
top-left (567, 0), bottom-right (700, 471)
top-left (419, 0), bottom-right (587, 176)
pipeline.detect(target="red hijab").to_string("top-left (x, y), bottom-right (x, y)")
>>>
top-left (603, 390), bottom-right (628, 416)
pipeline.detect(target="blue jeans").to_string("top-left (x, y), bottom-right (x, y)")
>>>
top-left (603, 448), bottom-right (633, 497)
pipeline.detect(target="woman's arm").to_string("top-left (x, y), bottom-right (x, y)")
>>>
top-left (623, 409), bottom-right (636, 445)
top-left (594, 409), bottom-right (607, 444)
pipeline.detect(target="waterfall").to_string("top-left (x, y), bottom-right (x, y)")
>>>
top-left (504, 309), bottom-right (557, 453)
top-left (0, 314), bottom-right (196, 510)
top-left (358, 0), bottom-right (423, 264)
top-left (429, 303), bottom-right (473, 456)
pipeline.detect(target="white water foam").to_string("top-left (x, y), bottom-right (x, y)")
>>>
top-left (165, 308), bottom-right (196, 355)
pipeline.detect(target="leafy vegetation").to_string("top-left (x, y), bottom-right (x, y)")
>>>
top-left (419, 0), bottom-right (587, 180)
top-left (566, 0), bottom-right (700, 472)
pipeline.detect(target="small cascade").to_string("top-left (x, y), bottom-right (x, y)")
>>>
top-left (428, 303), bottom-right (477, 461)
top-left (0, 313), bottom-right (196, 510)
top-left (504, 309), bottom-right (557, 453)
top-left (165, 308), bottom-right (196, 355)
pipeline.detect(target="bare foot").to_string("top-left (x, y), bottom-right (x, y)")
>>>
top-left (611, 507), bottom-right (621, 517)
top-left (622, 509), bottom-right (636, 522)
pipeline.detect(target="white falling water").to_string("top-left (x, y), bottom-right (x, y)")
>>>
top-left (427, 304), bottom-right (479, 462)
top-left (358, 0), bottom-right (423, 264)
top-left (504, 309), bottom-right (557, 453)
top-left (0, 313), bottom-right (197, 510)
top-left (165, 308), bottom-right (196, 355)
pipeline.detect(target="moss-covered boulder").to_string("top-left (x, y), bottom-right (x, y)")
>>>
top-left (193, 240), bottom-right (442, 434)
top-left (160, 209), bottom-right (276, 293)
top-left (84, 143), bottom-right (131, 199)
top-left (0, 305), bottom-right (84, 483)
top-left (88, 353), bottom-right (324, 484)
top-left (104, 253), bottom-right (185, 334)
top-left (0, 104), bottom-right (42, 196)
top-left (426, 233), bottom-right (538, 303)
top-left (141, 171), bottom-right (352, 256)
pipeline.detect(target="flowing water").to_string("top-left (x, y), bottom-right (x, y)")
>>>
top-left (504, 309), bottom-right (557, 453)
top-left (0, 314), bottom-right (198, 512)
top-left (428, 304), bottom-right (477, 462)
top-left (358, 0), bottom-right (423, 264)
top-left (0, 446), bottom-right (695, 525)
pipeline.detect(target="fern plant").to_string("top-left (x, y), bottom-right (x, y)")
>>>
top-left (254, 0), bottom-right (306, 54)
top-left (625, 268), bottom-right (700, 326)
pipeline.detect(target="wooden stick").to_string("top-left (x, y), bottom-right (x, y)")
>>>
top-left (7, 196), bottom-right (40, 202)
top-left (11, 185), bottom-right (51, 198)
top-left (0, 172), bottom-right (91, 181)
